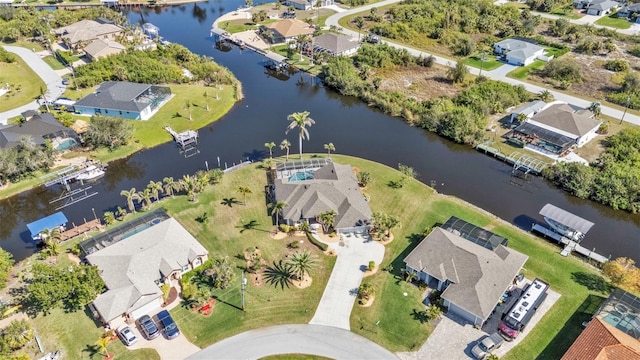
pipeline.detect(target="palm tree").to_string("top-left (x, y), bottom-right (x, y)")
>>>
top-left (120, 188), bottom-right (139, 213)
top-left (285, 111), bottom-right (315, 159)
top-left (295, 34), bottom-right (311, 61)
top-left (538, 89), bottom-right (554, 102)
top-left (184, 100), bottom-right (192, 121)
top-left (264, 260), bottom-right (294, 289)
top-left (180, 174), bottom-right (198, 202)
top-left (95, 336), bottom-right (111, 357)
top-left (358, 282), bottom-right (374, 302)
top-left (589, 101), bottom-right (601, 118)
top-left (287, 250), bottom-right (318, 280)
top-left (354, 16), bottom-right (364, 41)
top-left (163, 177), bottom-right (180, 198)
top-left (237, 186), bottom-right (252, 206)
top-left (137, 188), bottom-right (153, 210)
top-left (323, 143), bottom-right (335, 157)
top-left (39, 226), bottom-right (62, 245)
top-left (203, 91), bottom-right (210, 111)
top-left (115, 206), bottom-right (127, 220)
top-left (264, 142), bottom-right (276, 158)
top-left (280, 139), bottom-right (291, 161)
top-left (39, 86), bottom-right (49, 112)
top-left (147, 180), bottom-right (163, 202)
top-left (269, 201), bottom-right (288, 220)
top-left (318, 210), bottom-right (336, 233)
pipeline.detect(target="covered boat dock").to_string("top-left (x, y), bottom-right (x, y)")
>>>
top-left (27, 212), bottom-right (68, 241)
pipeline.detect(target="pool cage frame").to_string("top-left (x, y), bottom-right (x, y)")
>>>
top-left (79, 209), bottom-right (170, 256)
top-left (275, 158), bottom-right (332, 180)
top-left (594, 288), bottom-right (640, 340)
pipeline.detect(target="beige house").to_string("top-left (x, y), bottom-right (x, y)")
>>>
top-left (86, 217), bottom-right (208, 327)
top-left (263, 19), bottom-right (314, 43)
top-left (54, 19), bottom-right (124, 48)
top-left (84, 39), bottom-right (126, 61)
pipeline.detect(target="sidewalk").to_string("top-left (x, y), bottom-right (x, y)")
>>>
top-left (0, 46), bottom-right (64, 125)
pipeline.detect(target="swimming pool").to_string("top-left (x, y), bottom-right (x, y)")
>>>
top-left (602, 311), bottom-right (639, 336)
top-left (288, 171), bottom-right (314, 182)
top-left (56, 138), bottom-right (77, 151)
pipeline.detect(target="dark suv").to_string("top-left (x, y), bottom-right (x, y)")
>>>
top-left (157, 310), bottom-right (180, 339)
top-left (136, 315), bottom-right (160, 340)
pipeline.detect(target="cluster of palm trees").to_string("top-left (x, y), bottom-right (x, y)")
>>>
top-left (38, 227), bottom-right (63, 257)
top-left (263, 249), bottom-right (318, 289)
top-left (119, 169), bottom-right (224, 215)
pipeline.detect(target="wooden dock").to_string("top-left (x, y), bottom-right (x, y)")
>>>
top-left (61, 219), bottom-right (102, 242)
top-left (476, 141), bottom-right (550, 175)
top-left (532, 223), bottom-right (609, 264)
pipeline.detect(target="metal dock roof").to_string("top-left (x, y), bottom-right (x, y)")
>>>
top-left (539, 204), bottom-right (594, 235)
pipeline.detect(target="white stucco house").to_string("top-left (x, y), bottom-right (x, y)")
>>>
top-left (494, 39), bottom-right (546, 66)
top-left (86, 217), bottom-right (208, 327)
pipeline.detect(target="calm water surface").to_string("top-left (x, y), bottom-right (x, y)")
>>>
top-left (0, 1), bottom-right (638, 262)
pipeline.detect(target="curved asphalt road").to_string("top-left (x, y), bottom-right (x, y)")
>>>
top-left (186, 324), bottom-right (397, 360)
top-left (324, 1), bottom-right (640, 126)
top-left (0, 46), bottom-right (64, 124)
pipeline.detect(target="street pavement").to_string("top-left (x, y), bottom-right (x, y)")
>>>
top-left (309, 233), bottom-right (385, 330)
top-left (186, 324), bottom-right (397, 360)
top-left (0, 46), bottom-right (64, 124)
top-left (325, 1), bottom-right (640, 126)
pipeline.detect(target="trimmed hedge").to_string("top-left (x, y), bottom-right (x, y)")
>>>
top-left (306, 232), bottom-right (328, 251)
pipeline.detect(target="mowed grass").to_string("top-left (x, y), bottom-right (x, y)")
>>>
top-left (508, 60), bottom-right (545, 79)
top-left (465, 54), bottom-right (503, 71)
top-left (30, 308), bottom-right (160, 360)
top-left (42, 55), bottom-right (67, 70)
top-left (333, 155), bottom-right (612, 358)
top-left (143, 160), bottom-right (336, 348)
top-left (0, 56), bottom-right (45, 112)
top-left (595, 13), bottom-right (632, 29)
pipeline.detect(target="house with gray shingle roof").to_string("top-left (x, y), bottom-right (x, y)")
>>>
top-left (494, 39), bottom-right (545, 66)
top-left (310, 33), bottom-right (360, 57)
top-left (0, 112), bottom-right (76, 149)
top-left (86, 217), bottom-right (208, 326)
top-left (273, 161), bottom-right (372, 234)
top-left (404, 226), bottom-right (528, 326)
top-left (618, 3), bottom-right (640, 22)
top-left (74, 81), bottom-right (173, 120)
top-left (586, 0), bottom-right (620, 15)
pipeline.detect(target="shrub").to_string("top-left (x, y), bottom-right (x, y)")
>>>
top-left (629, 45), bottom-right (640, 58)
top-left (279, 224), bottom-right (290, 233)
top-left (539, 58), bottom-right (583, 83)
top-left (368, 261), bottom-right (375, 271)
top-left (306, 232), bottom-right (328, 251)
top-left (604, 59), bottom-right (630, 72)
top-left (0, 46), bottom-right (16, 63)
top-left (288, 241), bottom-right (300, 249)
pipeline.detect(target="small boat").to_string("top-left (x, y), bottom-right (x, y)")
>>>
top-left (75, 165), bottom-right (105, 181)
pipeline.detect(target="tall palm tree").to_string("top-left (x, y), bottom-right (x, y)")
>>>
top-left (203, 91), bottom-right (210, 111)
top-left (184, 100), bottom-right (192, 121)
top-left (318, 210), bottom-right (336, 233)
top-left (120, 188), bottom-right (140, 213)
top-left (163, 177), bottom-right (180, 198)
top-left (287, 250), bottom-right (318, 281)
top-left (39, 226), bottom-right (62, 245)
top-left (264, 142), bottom-right (276, 158)
top-left (180, 174), bottom-right (198, 202)
top-left (137, 188), bottom-right (153, 210)
top-left (285, 111), bottom-right (315, 159)
top-left (323, 143), bottom-right (335, 157)
top-left (147, 180), bottom-right (163, 202)
top-left (354, 16), bottom-right (365, 41)
top-left (269, 201), bottom-right (288, 220)
top-left (95, 336), bottom-right (111, 357)
top-left (238, 186), bottom-right (252, 206)
top-left (280, 139), bottom-right (291, 161)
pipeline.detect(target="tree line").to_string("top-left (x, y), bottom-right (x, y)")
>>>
top-left (543, 127), bottom-right (640, 213)
top-left (0, 138), bottom-right (55, 185)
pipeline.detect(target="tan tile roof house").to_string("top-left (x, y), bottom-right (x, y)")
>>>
top-left (86, 217), bottom-right (208, 326)
top-left (274, 161), bottom-right (371, 232)
top-left (84, 39), bottom-right (126, 61)
top-left (562, 318), bottom-right (640, 360)
top-left (54, 19), bottom-right (123, 46)
top-left (404, 227), bottom-right (528, 326)
top-left (264, 19), bottom-right (314, 43)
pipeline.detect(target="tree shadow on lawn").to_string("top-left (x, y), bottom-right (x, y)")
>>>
top-left (571, 272), bottom-right (614, 295)
top-left (221, 197), bottom-right (241, 207)
top-left (411, 309), bottom-right (429, 324)
top-left (82, 344), bottom-right (100, 359)
top-left (538, 294), bottom-right (606, 359)
top-left (236, 219), bottom-right (270, 233)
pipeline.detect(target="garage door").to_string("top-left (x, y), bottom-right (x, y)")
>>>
top-left (130, 297), bottom-right (163, 320)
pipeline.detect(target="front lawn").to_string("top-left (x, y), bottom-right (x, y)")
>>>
top-left (595, 13), bottom-right (632, 29)
top-left (0, 56), bottom-right (45, 112)
top-left (42, 55), bottom-right (67, 70)
top-left (507, 60), bottom-right (545, 79)
top-left (337, 155), bottom-right (612, 358)
top-left (219, 20), bottom-right (257, 34)
top-left (465, 54), bottom-right (503, 71)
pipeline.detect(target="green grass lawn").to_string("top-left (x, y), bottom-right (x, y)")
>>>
top-left (0, 41), bottom-right (45, 52)
top-left (544, 46), bottom-right (570, 59)
top-left (42, 55), bottom-right (67, 70)
top-left (507, 60), bottom-right (545, 79)
top-left (219, 20), bottom-right (257, 34)
top-left (465, 54), bottom-right (503, 71)
top-left (334, 155), bottom-right (612, 358)
top-left (260, 355), bottom-right (332, 360)
top-left (0, 56), bottom-right (45, 112)
top-left (595, 13), bottom-right (632, 29)
top-left (550, 8), bottom-right (581, 19)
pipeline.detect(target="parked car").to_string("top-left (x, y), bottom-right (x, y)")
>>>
top-left (61, 79), bottom-right (70, 85)
top-left (136, 315), bottom-right (160, 340)
top-left (156, 310), bottom-right (180, 339)
top-left (471, 332), bottom-right (504, 360)
top-left (117, 326), bottom-right (138, 346)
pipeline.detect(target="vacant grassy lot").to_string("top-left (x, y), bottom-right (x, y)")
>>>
top-left (0, 56), bottom-right (44, 112)
top-left (335, 155), bottom-right (612, 358)
top-left (595, 13), bottom-right (632, 29)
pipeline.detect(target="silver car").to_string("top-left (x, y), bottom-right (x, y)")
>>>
top-left (117, 326), bottom-right (138, 346)
top-left (471, 332), bottom-right (504, 359)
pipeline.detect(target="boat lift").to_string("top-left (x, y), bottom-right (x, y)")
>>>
top-left (165, 126), bottom-right (199, 158)
top-left (40, 164), bottom-right (100, 210)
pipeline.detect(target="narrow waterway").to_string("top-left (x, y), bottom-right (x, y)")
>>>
top-left (0, 1), bottom-right (638, 263)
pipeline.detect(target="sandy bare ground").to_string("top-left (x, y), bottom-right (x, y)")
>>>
top-left (377, 65), bottom-right (461, 101)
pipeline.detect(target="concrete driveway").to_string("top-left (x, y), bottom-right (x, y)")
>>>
top-left (309, 233), bottom-right (385, 330)
top-left (187, 324), bottom-right (397, 360)
top-left (0, 46), bottom-right (64, 124)
top-left (126, 323), bottom-right (200, 360)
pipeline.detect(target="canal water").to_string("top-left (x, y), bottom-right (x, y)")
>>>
top-left (0, 1), bottom-right (638, 262)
